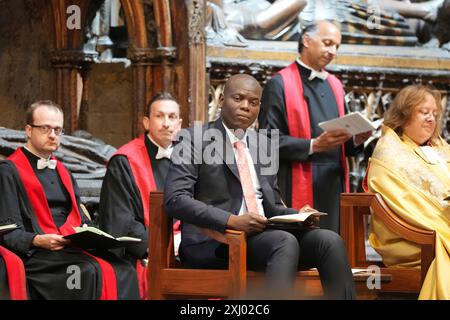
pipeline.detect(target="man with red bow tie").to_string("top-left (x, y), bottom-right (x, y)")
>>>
top-left (0, 100), bottom-right (139, 300)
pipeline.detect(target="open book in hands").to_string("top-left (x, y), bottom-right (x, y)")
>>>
top-left (63, 225), bottom-right (142, 250)
top-left (268, 210), bottom-right (327, 230)
top-left (0, 223), bottom-right (18, 236)
top-left (318, 112), bottom-right (377, 136)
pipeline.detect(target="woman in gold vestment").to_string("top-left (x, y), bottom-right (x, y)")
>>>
top-left (367, 85), bottom-right (449, 299)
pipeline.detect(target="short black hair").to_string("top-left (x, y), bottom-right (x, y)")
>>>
top-left (297, 19), bottom-right (340, 53)
top-left (146, 92), bottom-right (179, 117)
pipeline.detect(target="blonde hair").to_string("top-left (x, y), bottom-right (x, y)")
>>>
top-left (383, 85), bottom-right (442, 143)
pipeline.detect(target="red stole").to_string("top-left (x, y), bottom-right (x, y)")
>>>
top-left (279, 62), bottom-right (350, 210)
top-left (0, 245), bottom-right (27, 300)
top-left (113, 135), bottom-right (157, 299)
top-left (8, 148), bottom-right (117, 300)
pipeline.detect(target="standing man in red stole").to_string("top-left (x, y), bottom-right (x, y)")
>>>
top-left (0, 100), bottom-right (139, 299)
top-left (258, 20), bottom-right (371, 233)
top-left (98, 92), bottom-right (182, 299)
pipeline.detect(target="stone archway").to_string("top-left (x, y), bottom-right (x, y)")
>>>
top-left (48, 0), bottom-right (200, 138)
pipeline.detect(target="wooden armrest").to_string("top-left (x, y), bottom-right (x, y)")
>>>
top-left (371, 194), bottom-right (435, 245)
top-left (341, 193), bottom-right (435, 245)
top-left (199, 227), bottom-right (247, 295)
top-left (200, 227), bottom-right (246, 246)
top-left (340, 192), bottom-right (436, 283)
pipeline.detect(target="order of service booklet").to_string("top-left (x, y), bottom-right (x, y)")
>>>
top-left (268, 211), bottom-right (327, 229)
top-left (318, 112), bottom-right (377, 135)
top-left (64, 226), bottom-right (142, 250)
top-left (0, 223), bottom-right (18, 236)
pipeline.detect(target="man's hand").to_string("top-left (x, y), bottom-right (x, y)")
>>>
top-left (299, 204), bottom-right (315, 212)
top-left (354, 130), bottom-right (372, 146)
top-left (32, 234), bottom-right (71, 251)
top-left (312, 129), bottom-right (352, 153)
top-left (299, 204), bottom-right (320, 229)
top-left (227, 212), bottom-right (268, 235)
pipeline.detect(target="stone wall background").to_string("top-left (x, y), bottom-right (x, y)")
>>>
top-left (0, 0), bottom-right (134, 148)
top-left (0, 0), bottom-right (55, 130)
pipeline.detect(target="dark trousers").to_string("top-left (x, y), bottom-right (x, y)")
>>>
top-left (182, 228), bottom-right (356, 300)
top-left (246, 228), bottom-right (355, 299)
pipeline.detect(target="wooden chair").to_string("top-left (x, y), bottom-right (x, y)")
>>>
top-left (148, 191), bottom-right (387, 299)
top-left (340, 193), bottom-right (436, 297)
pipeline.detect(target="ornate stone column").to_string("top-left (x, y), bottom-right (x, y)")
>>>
top-left (187, 0), bottom-right (207, 124)
top-left (128, 46), bottom-right (176, 137)
top-left (50, 50), bottom-right (97, 133)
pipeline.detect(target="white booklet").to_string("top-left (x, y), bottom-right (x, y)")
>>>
top-left (0, 223), bottom-right (18, 235)
top-left (64, 225), bottom-right (142, 250)
top-left (318, 112), bottom-right (377, 135)
top-left (269, 211), bottom-right (327, 223)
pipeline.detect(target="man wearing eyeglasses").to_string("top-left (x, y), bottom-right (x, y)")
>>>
top-left (0, 100), bottom-right (139, 300)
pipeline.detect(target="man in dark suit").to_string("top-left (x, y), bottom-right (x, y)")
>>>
top-left (164, 74), bottom-right (356, 299)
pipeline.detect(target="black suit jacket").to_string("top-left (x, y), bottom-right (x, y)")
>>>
top-left (164, 119), bottom-right (296, 265)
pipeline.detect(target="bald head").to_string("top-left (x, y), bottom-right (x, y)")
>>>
top-left (223, 74), bottom-right (262, 96)
top-left (220, 74), bottom-right (262, 130)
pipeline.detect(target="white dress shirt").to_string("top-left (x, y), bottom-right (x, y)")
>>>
top-left (222, 122), bottom-right (265, 217)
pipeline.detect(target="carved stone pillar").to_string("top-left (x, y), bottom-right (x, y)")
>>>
top-left (128, 46), bottom-right (176, 137)
top-left (50, 50), bottom-right (97, 133)
top-left (187, 0), bottom-right (207, 124)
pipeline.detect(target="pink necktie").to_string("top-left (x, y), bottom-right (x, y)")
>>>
top-left (234, 141), bottom-right (259, 214)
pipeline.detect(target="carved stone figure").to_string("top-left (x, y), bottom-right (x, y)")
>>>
top-left (206, 0), bottom-right (450, 48)
top-left (206, 0), bottom-right (307, 46)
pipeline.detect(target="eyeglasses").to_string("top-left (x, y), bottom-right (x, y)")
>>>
top-left (30, 124), bottom-right (65, 136)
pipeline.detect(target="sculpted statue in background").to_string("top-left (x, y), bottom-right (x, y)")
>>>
top-left (298, 0), bottom-right (418, 45)
top-left (206, 0), bottom-right (307, 46)
top-left (373, 0), bottom-right (444, 22)
top-left (370, 0), bottom-right (449, 48)
top-left (206, 0), bottom-right (449, 49)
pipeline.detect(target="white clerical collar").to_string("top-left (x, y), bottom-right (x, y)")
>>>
top-left (296, 58), bottom-right (328, 81)
top-left (147, 134), bottom-right (173, 160)
top-left (222, 121), bottom-right (248, 148)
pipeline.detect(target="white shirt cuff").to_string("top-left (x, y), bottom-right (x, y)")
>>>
top-left (309, 139), bottom-right (314, 155)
